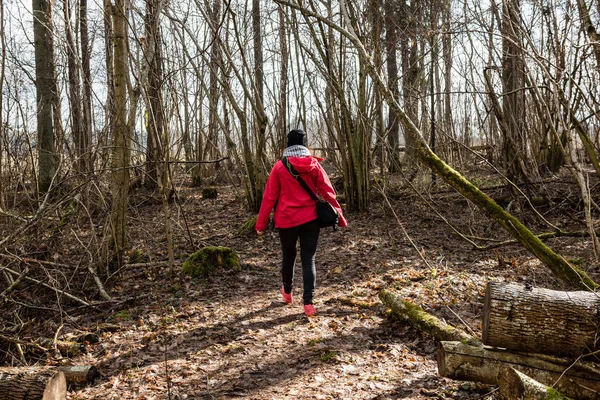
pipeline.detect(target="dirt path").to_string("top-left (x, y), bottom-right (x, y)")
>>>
top-left (65, 184), bottom-right (554, 399)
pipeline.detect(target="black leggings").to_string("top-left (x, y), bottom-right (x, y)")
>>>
top-left (278, 220), bottom-right (320, 305)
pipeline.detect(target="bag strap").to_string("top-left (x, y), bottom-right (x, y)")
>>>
top-left (281, 157), bottom-right (319, 202)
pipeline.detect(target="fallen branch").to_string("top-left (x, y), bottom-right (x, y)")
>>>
top-left (379, 289), bottom-right (480, 346)
top-left (0, 265), bottom-right (92, 308)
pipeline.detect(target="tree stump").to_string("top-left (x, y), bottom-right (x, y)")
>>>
top-left (482, 282), bottom-right (600, 357)
top-left (0, 368), bottom-right (66, 400)
top-left (182, 246), bottom-right (241, 278)
top-left (437, 341), bottom-right (600, 399)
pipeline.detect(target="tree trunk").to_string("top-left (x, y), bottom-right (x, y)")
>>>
top-left (143, 0), bottom-right (163, 190)
top-left (63, 0), bottom-right (84, 173)
top-left (0, 0), bottom-right (5, 208)
top-left (80, 0), bottom-right (93, 173)
top-left (192, 0), bottom-right (221, 187)
top-left (0, 368), bottom-right (66, 400)
top-left (251, 0), bottom-right (268, 212)
top-left (110, 0), bottom-right (130, 269)
top-left (384, 0), bottom-right (400, 172)
top-left (33, 0), bottom-right (56, 194)
top-left (437, 341), bottom-right (600, 399)
top-left (497, 366), bottom-right (572, 400)
top-left (501, 0), bottom-right (534, 183)
top-left (379, 289), bottom-right (480, 346)
top-left (482, 282), bottom-right (600, 357)
top-left (102, 0), bottom-right (115, 171)
top-left (576, 0), bottom-right (600, 70)
top-left (277, 4), bottom-right (288, 151)
top-left (400, 0), bottom-right (422, 165)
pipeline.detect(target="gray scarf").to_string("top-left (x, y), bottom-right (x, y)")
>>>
top-left (283, 145), bottom-right (311, 158)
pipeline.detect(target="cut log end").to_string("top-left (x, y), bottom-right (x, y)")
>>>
top-left (43, 371), bottom-right (67, 400)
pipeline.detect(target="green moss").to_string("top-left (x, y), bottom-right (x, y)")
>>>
top-left (545, 387), bottom-right (572, 399)
top-left (320, 350), bottom-right (337, 362)
top-left (113, 310), bottom-right (131, 321)
top-left (182, 246), bottom-right (241, 278)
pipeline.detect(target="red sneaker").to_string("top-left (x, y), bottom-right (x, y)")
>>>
top-left (281, 286), bottom-right (293, 304)
top-left (304, 304), bottom-right (316, 316)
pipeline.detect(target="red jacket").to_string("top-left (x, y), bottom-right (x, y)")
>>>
top-left (256, 156), bottom-right (348, 231)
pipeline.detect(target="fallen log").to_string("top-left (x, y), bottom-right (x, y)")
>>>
top-left (379, 289), bottom-right (480, 346)
top-left (0, 366), bottom-right (98, 389)
top-left (438, 341), bottom-right (600, 399)
top-left (497, 366), bottom-right (572, 399)
top-left (482, 282), bottom-right (600, 357)
top-left (0, 368), bottom-right (66, 400)
top-left (55, 366), bottom-right (99, 387)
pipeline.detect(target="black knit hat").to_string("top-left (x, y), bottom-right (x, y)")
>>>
top-left (287, 129), bottom-right (307, 147)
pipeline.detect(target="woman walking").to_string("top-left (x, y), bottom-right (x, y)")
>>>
top-left (255, 129), bottom-right (347, 316)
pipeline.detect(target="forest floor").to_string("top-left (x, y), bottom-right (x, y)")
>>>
top-left (4, 169), bottom-right (600, 399)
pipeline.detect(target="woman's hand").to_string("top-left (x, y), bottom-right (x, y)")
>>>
top-left (256, 230), bottom-right (265, 236)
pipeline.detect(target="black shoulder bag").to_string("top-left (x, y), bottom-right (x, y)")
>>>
top-left (282, 157), bottom-right (339, 230)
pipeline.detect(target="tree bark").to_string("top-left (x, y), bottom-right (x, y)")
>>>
top-left (102, 0), bottom-right (115, 170)
top-left (501, 0), bottom-right (532, 183)
top-left (576, 0), bottom-right (600, 70)
top-left (0, 366), bottom-right (98, 390)
top-left (438, 341), bottom-right (600, 400)
top-left (33, 0), bottom-right (56, 194)
top-left (0, 368), bottom-right (66, 400)
top-left (251, 0), bottom-right (268, 212)
top-left (277, 4), bottom-right (288, 151)
top-left (110, 0), bottom-right (130, 269)
top-left (143, 0), bottom-right (164, 190)
top-left (497, 366), bottom-right (572, 400)
top-left (482, 282), bottom-right (600, 357)
top-left (379, 289), bottom-right (480, 346)
top-left (0, 0), bottom-right (5, 208)
top-left (384, 0), bottom-right (400, 172)
top-left (80, 0), bottom-right (93, 173)
top-left (63, 0), bottom-right (84, 173)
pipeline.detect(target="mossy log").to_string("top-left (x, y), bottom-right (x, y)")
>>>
top-left (275, 0), bottom-right (599, 291)
top-left (379, 289), bottom-right (480, 346)
top-left (0, 368), bottom-right (66, 400)
top-left (497, 366), bottom-right (572, 400)
top-left (182, 246), bottom-right (241, 278)
top-left (483, 282), bottom-right (600, 357)
top-left (438, 341), bottom-right (600, 399)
